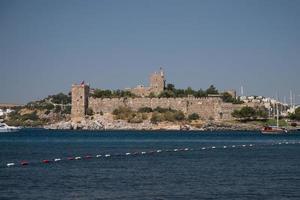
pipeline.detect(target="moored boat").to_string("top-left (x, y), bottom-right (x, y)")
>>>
top-left (0, 122), bottom-right (21, 132)
top-left (261, 126), bottom-right (287, 134)
top-left (260, 100), bottom-right (287, 134)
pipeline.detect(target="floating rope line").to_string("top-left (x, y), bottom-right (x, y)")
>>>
top-left (4, 141), bottom-right (300, 168)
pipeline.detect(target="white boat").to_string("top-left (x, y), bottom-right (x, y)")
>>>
top-left (0, 122), bottom-right (21, 132)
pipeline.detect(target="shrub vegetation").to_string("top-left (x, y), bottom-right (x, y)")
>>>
top-left (112, 106), bottom-right (186, 124)
top-left (91, 89), bottom-right (136, 98)
top-left (188, 113), bottom-right (200, 121)
top-left (289, 107), bottom-right (300, 121)
top-left (157, 84), bottom-right (219, 98)
top-left (232, 106), bottom-right (268, 121)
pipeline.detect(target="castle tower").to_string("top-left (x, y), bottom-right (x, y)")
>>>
top-left (71, 83), bottom-right (89, 122)
top-left (149, 68), bottom-right (165, 95)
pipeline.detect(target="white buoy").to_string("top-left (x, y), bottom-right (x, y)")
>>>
top-left (242, 145), bottom-right (246, 147)
top-left (249, 144), bottom-right (253, 147)
top-left (184, 148), bottom-right (189, 151)
top-left (223, 146), bottom-right (227, 148)
top-left (211, 146), bottom-right (216, 149)
top-left (174, 149), bottom-right (178, 152)
top-left (157, 150), bottom-right (162, 153)
top-left (201, 147), bottom-right (206, 150)
top-left (232, 145), bottom-right (236, 148)
top-left (278, 143), bottom-right (282, 145)
top-left (7, 163), bottom-right (15, 167)
top-left (125, 153), bottom-right (131, 156)
top-left (96, 155), bottom-right (102, 158)
top-left (54, 158), bottom-right (61, 162)
top-left (75, 156), bottom-right (81, 160)
top-left (105, 154), bottom-right (110, 157)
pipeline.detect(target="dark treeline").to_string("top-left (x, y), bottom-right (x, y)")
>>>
top-left (90, 84), bottom-right (242, 104)
top-left (91, 89), bottom-right (136, 98)
top-left (159, 84), bottom-right (242, 104)
top-left (157, 84), bottom-right (218, 98)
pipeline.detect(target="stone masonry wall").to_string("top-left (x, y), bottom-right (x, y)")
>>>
top-left (89, 97), bottom-right (239, 121)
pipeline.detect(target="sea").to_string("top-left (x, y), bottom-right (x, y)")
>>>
top-left (0, 129), bottom-right (300, 200)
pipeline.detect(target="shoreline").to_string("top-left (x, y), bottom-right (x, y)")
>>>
top-left (42, 119), bottom-right (264, 132)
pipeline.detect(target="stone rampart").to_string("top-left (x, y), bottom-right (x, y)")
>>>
top-left (89, 97), bottom-right (238, 121)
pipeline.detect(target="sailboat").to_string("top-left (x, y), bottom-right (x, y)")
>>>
top-left (261, 101), bottom-right (287, 134)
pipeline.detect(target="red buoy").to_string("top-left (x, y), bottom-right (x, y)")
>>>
top-left (42, 160), bottom-right (50, 164)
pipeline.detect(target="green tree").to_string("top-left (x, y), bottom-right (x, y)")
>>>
top-left (185, 87), bottom-right (195, 96)
top-left (188, 113), bottom-right (200, 121)
top-left (150, 112), bottom-right (163, 124)
top-left (195, 89), bottom-right (207, 97)
top-left (138, 107), bottom-right (153, 113)
top-left (289, 107), bottom-right (300, 120)
top-left (232, 106), bottom-right (267, 120)
top-left (50, 93), bottom-right (71, 104)
top-left (166, 83), bottom-right (175, 91)
top-left (158, 90), bottom-right (175, 98)
top-left (206, 85), bottom-right (218, 94)
top-left (174, 111), bottom-right (185, 121)
top-left (148, 92), bottom-right (156, 98)
top-left (54, 105), bottom-right (62, 113)
top-left (256, 108), bottom-right (268, 118)
top-left (222, 92), bottom-right (235, 103)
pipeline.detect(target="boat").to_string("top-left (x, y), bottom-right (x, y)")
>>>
top-left (261, 101), bottom-right (287, 134)
top-left (0, 122), bottom-right (21, 132)
top-left (261, 126), bottom-right (287, 134)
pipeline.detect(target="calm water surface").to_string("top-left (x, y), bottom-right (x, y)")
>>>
top-left (1, 129), bottom-right (300, 200)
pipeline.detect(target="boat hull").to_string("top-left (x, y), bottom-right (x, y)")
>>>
top-left (261, 127), bottom-right (287, 134)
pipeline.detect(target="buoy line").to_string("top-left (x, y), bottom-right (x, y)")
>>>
top-left (4, 141), bottom-right (300, 168)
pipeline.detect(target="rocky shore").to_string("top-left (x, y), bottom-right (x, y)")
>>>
top-left (44, 114), bottom-right (261, 131)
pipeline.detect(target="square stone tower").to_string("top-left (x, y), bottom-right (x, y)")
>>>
top-left (149, 68), bottom-right (165, 95)
top-left (71, 83), bottom-right (89, 122)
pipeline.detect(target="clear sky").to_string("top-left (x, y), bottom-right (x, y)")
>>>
top-left (1, 0), bottom-right (300, 104)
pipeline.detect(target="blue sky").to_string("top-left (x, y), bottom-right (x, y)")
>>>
top-left (1, 0), bottom-right (300, 104)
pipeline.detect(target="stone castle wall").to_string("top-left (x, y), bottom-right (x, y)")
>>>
top-left (89, 97), bottom-right (241, 121)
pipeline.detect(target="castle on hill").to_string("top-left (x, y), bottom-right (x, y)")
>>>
top-left (71, 69), bottom-right (241, 122)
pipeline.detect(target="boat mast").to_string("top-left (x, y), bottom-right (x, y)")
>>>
top-left (276, 102), bottom-right (279, 128)
top-left (275, 92), bottom-right (279, 128)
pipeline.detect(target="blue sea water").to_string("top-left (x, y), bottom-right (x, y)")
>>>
top-left (0, 129), bottom-right (300, 200)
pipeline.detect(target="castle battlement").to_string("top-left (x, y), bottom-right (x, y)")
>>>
top-left (127, 68), bottom-right (165, 97)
